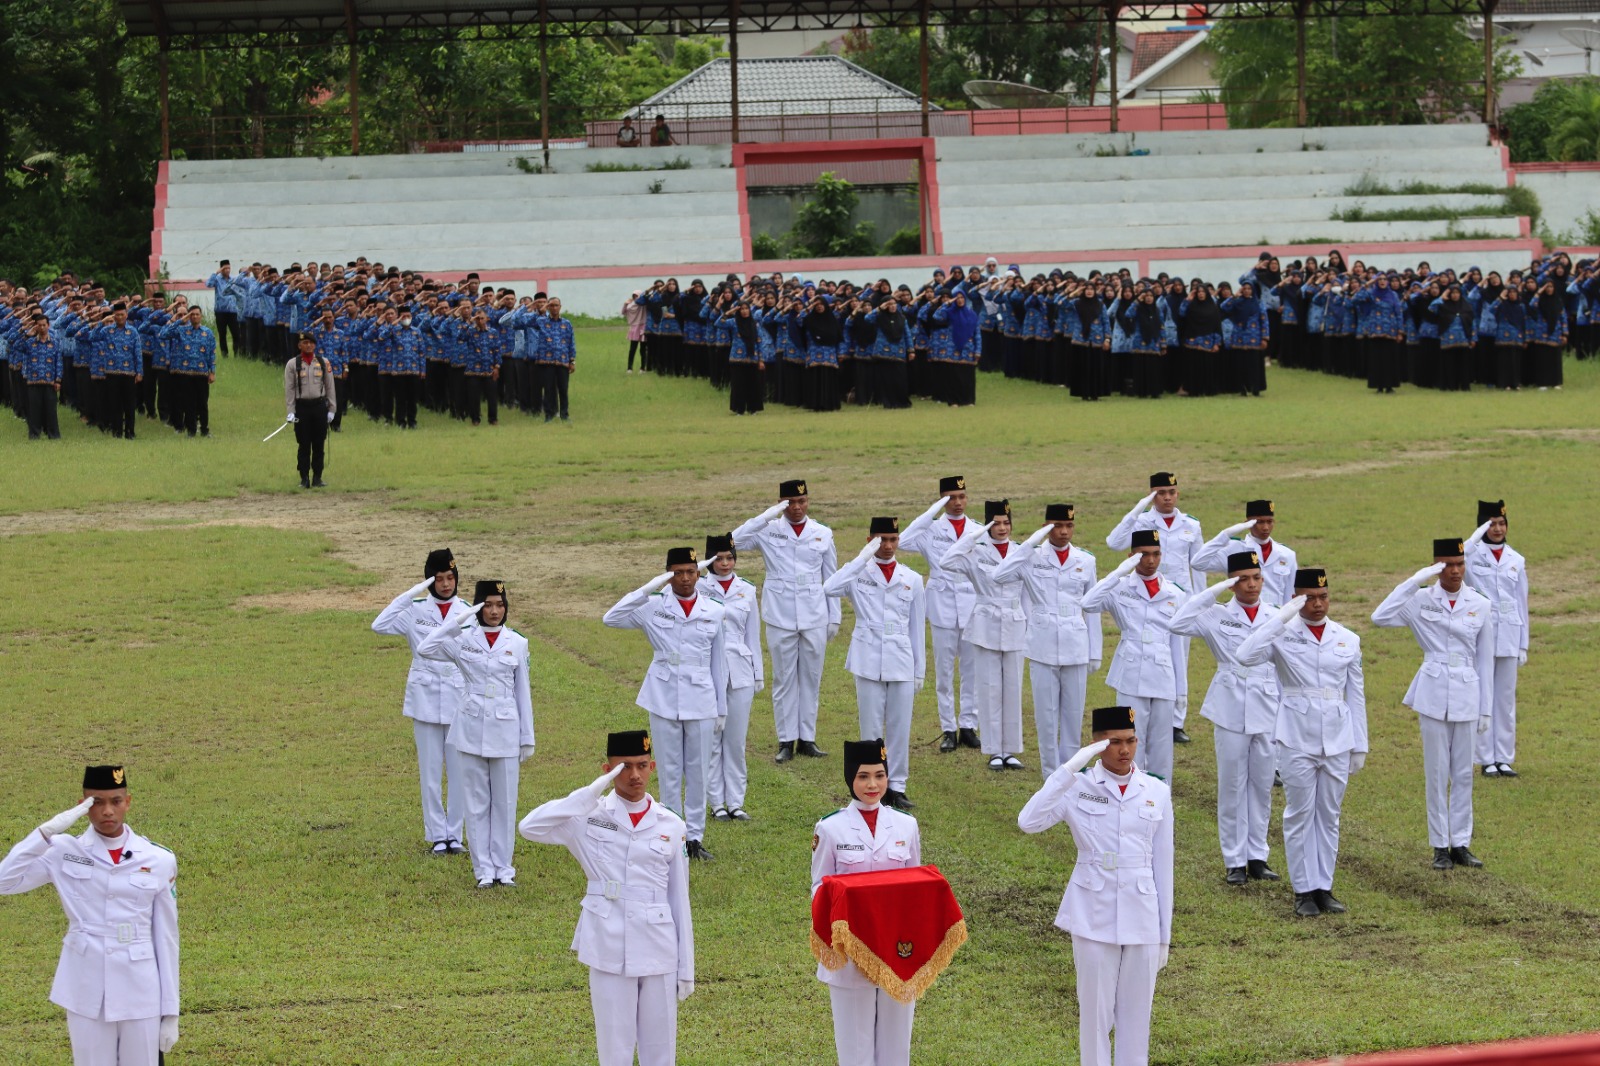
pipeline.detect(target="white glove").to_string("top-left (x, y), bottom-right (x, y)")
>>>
top-left (1121, 491), bottom-right (1157, 525)
top-left (827, 622), bottom-right (840, 641)
top-left (1208, 576), bottom-right (1241, 598)
top-left (39, 797), bottom-right (94, 838)
top-left (946, 520), bottom-right (991, 558)
top-left (754, 679), bottom-right (765, 694)
top-left (286, 411), bottom-right (298, 423)
top-left (1276, 595), bottom-right (1307, 624)
top-left (406, 578), bottom-right (435, 599)
top-left (1477, 715), bottom-right (1491, 735)
top-left (677, 979), bottom-right (694, 1002)
top-left (1060, 739), bottom-right (1110, 776)
top-left (1220, 520), bottom-right (1253, 539)
top-left (1157, 945), bottom-right (1170, 971)
top-left (921, 495), bottom-right (949, 521)
top-left (326, 409), bottom-right (335, 423)
top-left (589, 762), bottom-right (627, 796)
top-left (1410, 562), bottom-right (1446, 586)
top-left (855, 537), bottom-right (883, 564)
top-left (1088, 660), bottom-right (1102, 674)
top-left (915, 677), bottom-right (925, 692)
top-left (460, 599), bottom-right (487, 627)
top-left (519, 745), bottom-right (535, 763)
top-left (643, 571), bottom-right (674, 594)
top-left (1465, 519), bottom-right (1492, 549)
top-left (159, 1016), bottom-right (179, 1053)
top-left (759, 500), bottom-right (788, 522)
top-left (697, 556), bottom-right (715, 573)
top-left (1348, 752), bottom-right (1367, 773)
top-left (1110, 554), bottom-right (1141, 579)
top-left (715, 716), bottom-right (726, 736)
top-left (1023, 524), bottom-right (1051, 548)
top-left (1517, 650), bottom-right (1527, 667)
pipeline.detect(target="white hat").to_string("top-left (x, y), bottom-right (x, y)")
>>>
top-left (985, 256), bottom-right (999, 265)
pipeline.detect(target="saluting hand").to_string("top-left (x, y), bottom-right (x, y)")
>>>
top-left (589, 761), bottom-right (627, 796)
top-left (1276, 595), bottom-right (1307, 624)
top-left (1409, 562), bottom-right (1446, 587)
top-left (1060, 738), bottom-right (1111, 776)
top-left (39, 797), bottom-right (94, 838)
top-left (1023, 524), bottom-right (1052, 547)
top-left (1465, 519), bottom-right (1493, 549)
top-left (1220, 520), bottom-right (1253, 539)
top-left (1208, 575), bottom-right (1241, 597)
top-left (855, 537), bottom-right (882, 563)
top-left (1110, 554), bottom-right (1141, 579)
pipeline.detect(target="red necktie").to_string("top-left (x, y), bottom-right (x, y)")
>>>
top-left (680, 597), bottom-right (696, 617)
top-left (718, 579), bottom-right (733, 593)
top-left (877, 562), bottom-right (895, 583)
top-left (629, 798), bottom-right (651, 827)
top-left (1243, 605), bottom-right (1259, 622)
top-left (484, 631), bottom-right (499, 648)
top-left (1055, 548), bottom-right (1070, 565)
top-left (1143, 577), bottom-right (1161, 597)
top-left (1118, 784), bottom-right (1127, 795)
top-left (791, 523), bottom-right (806, 537)
top-left (1491, 548), bottom-right (1503, 562)
top-left (994, 542), bottom-right (1009, 558)
top-left (949, 518), bottom-right (966, 539)
top-left (108, 848), bottom-right (123, 865)
top-left (860, 808), bottom-right (878, 836)
top-left (1163, 515), bottom-right (1175, 528)
top-left (437, 603), bottom-right (451, 620)
top-left (1260, 541), bottom-right (1273, 561)
top-left (1307, 624), bottom-right (1325, 641)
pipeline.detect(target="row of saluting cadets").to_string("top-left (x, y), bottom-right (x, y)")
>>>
top-left (0, 477), bottom-right (1533, 1066)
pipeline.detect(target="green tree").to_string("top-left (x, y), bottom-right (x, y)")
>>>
top-left (840, 17), bottom-right (1100, 107)
top-left (789, 172), bottom-right (879, 258)
top-left (1545, 78), bottom-right (1600, 161)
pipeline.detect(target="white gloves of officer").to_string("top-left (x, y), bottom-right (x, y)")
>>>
top-left (159, 1016), bottom-right (179, 1053)
top-left (1218, 520), bottom-right (1253, 539)
top-left (326, 409), bottom-right (336, 423)
top-left (1022, 524), bottom-right (1052, 549)
top-left (855, 537), bottom-right (883, 565)
top-left (590, 762), bottom-right (627, 797)
top-left (715, 716), bottom-right (727, 736)
top-left (1089, 660), bottom-right (1102, 674)
top-left (406, 578), bottom-right (435, 599)
top-left (643, 571), bottom-right (674, 594)
top-left (1477, 715), bottom-right (1492, 735)
top-left (519, 745), bottom-right (536, 763)
top-left (39, 797), bottom-right (93, 839)
top-left (1517, 650), bottom-right (1527, 667)
top-left (945, 519), bottom-right (993, 558)
top-left (1276, 595), bottom-right (1308, 625)
top-left (1119, 491), bottom-right (1158, 527)
top-left (1349, 752), bottom-right (1367, 773)
top-left (1205, 576), bottom-right (1240, 599)
top-left (1409, 562), bottom-right (1446, 586)
top-left (1157, 945), bottom-right (1170, 971)
top-left (286, 411), bottom-right (298, 423)
top-left (1109, 554), bottom-right (1141, 580)
top-left (1465, 519), bottom-right (1493, 550)
top-left (921, 495), bottom-right (950, 523)
top-left (827, 622), bottom-right (841, 641)
top-left (1060, 739), bottom-right (1110, 777)
top-left (697, 556), bottom-right (716, 573)
top-left (678, 979), bottom-right (694, 1002)
top-left (458, 600), bottom-right (488, 627)
top-left (758, 501), bottom-right (788, 523)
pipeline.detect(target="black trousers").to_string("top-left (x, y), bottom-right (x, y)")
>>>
top-left (26, 384), bottom-right (61, 438)
top-left (391, 375), bottom-right (419, 428)
top-left (540, 364), bottom-right (569, 420)
top-left (139, 353), bottom-right (157, 416)
top-left (214, 312), bottom-right (240, 357)
top-left (243, 317), bottom-right (262, 358)
top-left (332, 374), bottom-right (348, 430)
top-left (294, 400), bottom-right (328, 478)
top-left (728, 362), bottom-right (764, 414)
top-left (171, 374), bottom-right (211, 434)
top-left (377, 374), bottom-right (397, 424)
top-left (103, 374), bottom-right (139, 436)
top-left (517, 360), bottom-right (538, 413)
top-left (425, 360), bottom-right (450, 411)
top-left (463, 374), bottom-right (498, 424)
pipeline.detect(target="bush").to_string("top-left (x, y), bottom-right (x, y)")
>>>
top-left (751, 232), bottom-right (786, 260)
top-left (882, 226), bottom-right (922, 256)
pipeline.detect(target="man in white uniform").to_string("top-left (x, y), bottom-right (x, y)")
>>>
top-left (604, 547), bottom-right (728, 861)
top-left (992, 503), bottom-right (1102, 778)
top-left (898, 476), bottom-right (980, 752)
top-left (0, 765), bottom-right (181, 1065)
top-left (943, 500), bottom-right (1029, 771)
top-left (823, 517), bottom-right (927, 810)
top-left (732, 479), bottom-right (839, 763)
top-left (1371, 538), bottom-right (1494, 870)
top-left (417, 580), bottom-right (536, 888)
top-left (371, 547), bottom-right (468, 854)
top-left (699, 533), bottom-right (762, 821)
top-left (1192, 500), bottom-right (1299, 607)
top-left (1465, 500), bottom-right (1529, 778)
top-left (520, 731), bottom-right (694, 1066)
top-left (1018, 708), bottom-right (1173, 1066)
top-left (1082, 530), bottom-right (1184, 783)
top-left (1236, 568), bottom-right (1367, 917)
top-left (1107, 472), bottom-right (1201, 742)
top-left (1171, 550), bottom-right (1282, 885)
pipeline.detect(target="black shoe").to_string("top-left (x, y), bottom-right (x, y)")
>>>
top-left (939, 731), bottom-right (958, 753)
top-left (1498, 764), bottom-right (1518, 778)
top-left (1247, 859), bottom-right (1280, 881)
top-left (312, 477), bottom-right (326, 487)
top-left (1294, 892), bottom-right (1323, 917)
top-left (1173, 727), bottom-right (1192, 744)
top-left (1482, 763), bottom-right (1500, 778)
top-left (796, 740), bottom-right (828, 758)
top-left (958, 728), bottom-right (982, 749)
top-left (1432, 847), bottom-right (1454, 870)
top-left (686, 840), bottom-right (714, 862)
top-left (1450, 846), bottom-right (1483, 868)
top-left (1225, 866), bottom-right (1248, 886)
top-left (883, 790), bottom-right (915, 812)
top-left (1314, 889), bottom-right (1347, 914)
top-left (300, 475), bottom-right (311, 489)
top-left (774, 741), bottom-right (795, 764)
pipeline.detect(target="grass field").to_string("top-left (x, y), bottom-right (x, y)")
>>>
top-left (1, 328), bottom-right (1598, 1065)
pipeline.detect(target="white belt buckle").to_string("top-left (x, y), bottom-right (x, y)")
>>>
top-left (1449, 654), bottom-right (1463, 669)
top-left (1323, 687), bottom-right (1338, 700)
top-left (1100, 852), bottom-right (1119, 871)
top-left (117, 924), bottom-right (134, 944)
top-left (603, 880), bottom-right (622, 901)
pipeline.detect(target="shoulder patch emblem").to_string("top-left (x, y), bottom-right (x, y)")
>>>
top-left (812, 834), bottom-right (820, 852)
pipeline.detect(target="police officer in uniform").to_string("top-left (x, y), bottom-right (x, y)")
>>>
top-left (0, 765), bottom-right (180, 1064)
top-left (417, 580), bottom-right (535, 887)
top-left (283, 332), bottom-right (336, 488)
top-left (823, 518), bottom-right (927, 810)
top-left (992, 503), bottom-right (1102, 777)
top-left (899, 476), bottom-right (981, 752)
top-left (1082, 530), bottom-right (1184, 783)
top-left (1371, 538), bottom-right (1494, 870)
top-left (1193, 500), bottom-right (1299, 608)
top-left (1464, 500), bottom-right (1528, 778)
top-left (1018, 709), bottom-right (1173, 1066)
top-left (698, 534), bottom-right (762, 822)
top-left (1171, 551), bottom-right (1282, 884)
top-left (603, 547), bottom-right (728, 860)
top-left (371, 548), bottom-right (469, 854)
top-left (519, 730), bottom-right (694, 1066)
top-left (1236, 569), bottom-right (1367, 916)
top-left (732, 480), bottom-right (839, 763)
top-left (943, 500), bottom-right (1029, 770)
top-left (811, 739), bottom-right (922, 1066)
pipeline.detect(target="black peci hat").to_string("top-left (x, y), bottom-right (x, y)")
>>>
top-left (1130, 529), bottom-right (1161, 549)
top-left (844, 738), bottom-right (888, 793)
top-left (1227, 551), bottom-right (1262, 573)
top-left (939, 475), bottom-right (966, 494)
top-left (869, 516), bottom-right (899, 536)
top-left (1245, 499), bottom-right (1275, 518)
top-left (1433, 538), bottom-right (1465, 558)
top-left (984, 499), bottom-right (1011, 522)
top-left (473, 579), bottom-right (507, 607)
top-left (1477, 499), bottom-right (1507, 524)
top-left (705, 533), bottom-right (734, 558)
top-left (779, 479), bottom-right (808, 498)
top-left (83, 765), bottom-right (127, 790)
top-left (666, 547), bottom-right (698, 567)
top-left (1044, 503), bottom-right (1076, 522)
top-left (1294, 567), bottom-right (1327, 590)
top-left (1149, 472), bottom-right (1178, 488)
top-left (1091, 706), bottom-right (1136, 733)
top-left (607, 730), bottom-right (651, 757)
top-left (425, 548), bottom-right (456, 579)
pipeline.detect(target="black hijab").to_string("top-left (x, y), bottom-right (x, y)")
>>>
top-left (805, 304), bottom-right (843, 347)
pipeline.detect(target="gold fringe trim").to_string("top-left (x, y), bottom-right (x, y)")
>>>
top-left (827, 917), bottom-right (969, 1004)
top-left (810, 926), bottom-right (848, 971)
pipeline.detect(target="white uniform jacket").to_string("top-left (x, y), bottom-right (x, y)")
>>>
top-left (1371, 582), bottom-right (1495, 722)
top-left (370, 590), bottom-right (468, 725)
top-left (416, 623), bottom-right (535, 758)
top-left (1107, 508), bottom-right (1205, 594)
top-left (0, 826), bottom-right (179, 1023)
top-left (603, 586), bottom-right (729, 721)
top-left (1466, 542), bottom-right (1529, 659)
top-left (823, 556), bottom-right (926, 684)
top-left (992, 543), bottom-right (1103, 667)
top-left (810, 802), bottom-right (922, 988)
top-left (1170, 592), bottom-right (1281, 735)
top-left (943, 540), bottom-right (1029, 652)
top-left (1082, 572), bottom-right (1185, 700)
top-left (1017, 763), bottom-right (1174, 947)
top-left (1236, 615), bottom-right (1367, 756)
top-left (698, 573), bottom-right (763, 691)
top-left (731, 513), bottom-right (840, 631)
top-left (898, 511), bottom-right (978, 629)
top-left (519, 787), bottom-right (693, 981)
top-left (1192, 532), bottom-right (1299, 607)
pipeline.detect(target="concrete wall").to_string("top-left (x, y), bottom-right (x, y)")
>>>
top-left (1515, 169), bottom-right (1600, 242)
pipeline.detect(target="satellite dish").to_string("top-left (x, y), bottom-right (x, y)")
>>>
top-left (1522, 49), bottom-right (1545, 67)
top-left (1560, 26), bottom-right (1600, 50)
top-left (963, 80), bottom-right (1075, 110)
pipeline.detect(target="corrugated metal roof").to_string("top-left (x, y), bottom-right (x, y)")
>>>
top-left (628, 56), bottom-right (935, 120)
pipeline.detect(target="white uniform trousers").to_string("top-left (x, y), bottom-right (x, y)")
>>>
top-left (854, 678), bottom-right (915, 792)
top-left (1276, 745), bottom-right (1350, 893)
top-left (1119, 695), bottom-right (1175, 783)
top-left (413, 720), bottom-right (465, 844)
top-left (1071, 936), bottom-right (1159, 1066)
top-left (66, 1011), bottom-right (159, 1066)
top-left (1030, 661), bottom-right (1089, 778)
top-left (1213, 725), bottom-right (1274, 868)
top-left (650, 713), bottom-right (712, 841)
top-left (589, 969), bottom-right (677, 1066)
top-left (1419, 716), bottom-right (1475, 848)
top-left (974, 647), bottom-right (1024, 756)
top-left (457, 751), bottom-right (519, 882)
top-left (1173, 635), bottom-right (1191, 726)
top-left (708, 684), bottom-right (755, 811)
top-left (931, 624), bottom-right (978, 733)
top-left (1476, 657), bottom-right (1518, 766)
top-left (828, 985), bottom-right (914, 1066)
top-left (768, 625), bottom-right (827, 743)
